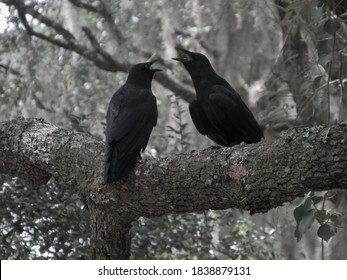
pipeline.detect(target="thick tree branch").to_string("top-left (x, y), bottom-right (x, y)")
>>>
top-left (1, 117), bottom-right (346, 214)
top-left (1, 117), bottom-right (346, 259)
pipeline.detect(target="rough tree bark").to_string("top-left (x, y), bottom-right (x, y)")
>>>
top-left (1, 117), bottom-right (346, 259)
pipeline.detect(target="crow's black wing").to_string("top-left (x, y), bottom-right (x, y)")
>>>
top-left (208, 85), bottom-right (263, 144)
top-left (104, 85), bottom-right (157, 182)
top-left (189, 100), bottom-right (229, 146)
top-left (189, 100), bottom-right (210, 135)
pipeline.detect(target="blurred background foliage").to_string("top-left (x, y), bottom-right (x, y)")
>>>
top-left (0, 0), bottom-right (346, 259)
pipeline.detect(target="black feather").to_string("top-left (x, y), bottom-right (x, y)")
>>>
top-left (173, 48), bottom-right (263, 146)
top-left (104, 61), bottom-right (160, 183)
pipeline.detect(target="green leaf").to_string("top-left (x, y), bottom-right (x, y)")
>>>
top-left (293, 198), bottom-right (313, 242)
top-left (317, 224), bottom-right (337, 242)
top-left (329, 190), bottom-right (347, 208)
top-left (325, 190), bottom-right (338, 199)
top-left (310, 191), bottom-right (327, 204)
top-left (288, 195), bottom-right (310, 212)
top-left (311, 196), bottom-right (324, 204)
top-left (298, 209), bottom-right (315, 236)
top-left (310, 191), bottom-right (327, 197)
top-left (293, 197), bottom-right (312, 222)
top-left (330, 213), bottom-right (343, 227)
top-left (324, 17), bottom-right (341, 35)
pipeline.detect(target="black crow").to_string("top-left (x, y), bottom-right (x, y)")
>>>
top-left (104, 60), bottom-right (160, 183)
top-left (173, 47), bottom-right (263, 146)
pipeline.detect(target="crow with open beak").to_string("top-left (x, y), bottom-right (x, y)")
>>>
top-left (173, 47), bottom-right (263, 146)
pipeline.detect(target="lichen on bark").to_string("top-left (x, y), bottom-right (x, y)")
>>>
top-left (1, 117), bottom-right (346, 259)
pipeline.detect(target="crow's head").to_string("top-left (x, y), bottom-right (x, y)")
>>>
top-left (127, 60), bottom-right (161, 87)
top-left (172, 47), bottom-right (212, 71)
top-left (173, 47), bottom-right (211, 66)
top-left (138, 59), bottom-right (162, 75)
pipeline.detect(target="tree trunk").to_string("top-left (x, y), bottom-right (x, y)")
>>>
top-left (90, 206), bottom-right (133, 259)
top-left (1, 117), bottom-right (346, 259)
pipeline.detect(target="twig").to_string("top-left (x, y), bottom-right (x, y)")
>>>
top-left (2, 0), bottom-right (196, 103)
top-left (327, 31), bottom-right (337, 125)
top-left (320, 194), bottom-right (327, 260)
top-left (68, 0), bottom-right (100, 14)
top-left (82, 26), bottom-right (128, 72)
top-left (0, 62), bottom-right (21, 76)
top-left (339, 52), bottom-right (344, 103)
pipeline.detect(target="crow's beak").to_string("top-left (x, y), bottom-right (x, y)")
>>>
top-left (146, 59), bottom-right (162, 72)
top-left (172, 47), bottom-right (193, 63)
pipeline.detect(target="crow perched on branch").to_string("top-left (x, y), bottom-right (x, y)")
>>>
top-left (173, 47), bottom-right (263, 146)
top-left (104, 60), bottom-right (160, 183)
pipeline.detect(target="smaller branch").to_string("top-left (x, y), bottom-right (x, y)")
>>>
top-left (6, 0), bottom-right (75, 42)
top-left (31, 92), bottom-right (54, 113)
top-left (2, 0), bottom-right (200, 103)
top-left (82, 26), bottom-right (128, 72)
top-left (339, 52), bottom-right (344, 103)
top-left (26, 5), bottom-right (76, 42)
top-left (68, 0), bottom-right (100, 14)
top-left (320, 193), bottom-right (327, 260)
top-left (154, 72), bottom-right (196, 103)
top-left (98, 0), bottom-right (125, 43)
top-left (16, 8), bottom-right (70, 49)
top-left (0, 62), bottom-right (21, 76)
top-left (9, 1), bottom-right (127, 73)
top-left (68, 0), bottom-right (124, 44)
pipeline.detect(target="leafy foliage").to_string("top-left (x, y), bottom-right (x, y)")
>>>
top-left (131, 211), bottom-right (282, 260)
top-left (0, 174), bottom-right (91, 259)
top-left (289, 191), bottom-right (347, 243)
